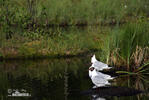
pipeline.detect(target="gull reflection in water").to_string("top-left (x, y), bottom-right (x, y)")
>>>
top-left (92, 94), bottom-right (106, 100)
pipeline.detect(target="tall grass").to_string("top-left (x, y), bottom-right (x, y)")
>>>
top-left (0, 0), bottom-right (149, 27)
top-left (106, 21), bottom-right (149, 70)
top-left (1, 0), bottom-right (149, 62)
top-left (0, 0), bottom-right (148, 43)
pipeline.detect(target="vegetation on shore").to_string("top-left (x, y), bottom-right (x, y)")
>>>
top-left (97, 21), bottom-right (149, 72)
top-left (1, 0), bottom-right (149, 27)
top-left (0, 0), bottom-right (149, 71)
top-left (110, 22), bottom-right (148, 65)
top-left (0, 27), bottom-right (106, 59)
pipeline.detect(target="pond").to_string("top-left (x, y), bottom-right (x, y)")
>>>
top-left (0, 57), bottom-right (148, 100)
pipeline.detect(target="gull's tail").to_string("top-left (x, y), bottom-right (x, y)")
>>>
top-left (91, 54), bottom-right (97, 63)
top-left (107, 67), bottom-right (112, 69)
top-left (108, 77), bottom-right (115, 80)
top-left (99, 67), bottom-right (112, 71)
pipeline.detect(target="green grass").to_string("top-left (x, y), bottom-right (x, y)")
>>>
top-left (0, 27), bottom-right (105, 59)
top-left (0, 0), bottom-right (149, 70)
top-left (0, 0), bottom-right (149, 28)
top-left (1, 21), bottom-right (149, 72)
top-left (116, 62), bottom-right (149, 75)
top-left (98, 21), bottom-right (149, 71)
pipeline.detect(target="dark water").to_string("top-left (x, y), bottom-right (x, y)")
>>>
top-left (0, 57), bottom-right (148, 100)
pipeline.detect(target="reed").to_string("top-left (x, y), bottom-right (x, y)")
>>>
top-left (108, 21), bottom-right (149, 71)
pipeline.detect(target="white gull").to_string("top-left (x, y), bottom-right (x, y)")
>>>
top-left (89, 67), bottom-right (114, 87)
top-left (91, 54), bottom-right (112, 71)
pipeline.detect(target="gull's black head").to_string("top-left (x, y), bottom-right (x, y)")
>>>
top-left (89, 67), bottom-right (95, 71)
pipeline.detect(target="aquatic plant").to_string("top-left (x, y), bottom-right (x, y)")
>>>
top-left (108, 21), bottom-right (149, 70)
top-left (116, 62), bottom-right (149, 75)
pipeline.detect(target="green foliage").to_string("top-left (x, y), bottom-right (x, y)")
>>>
top-left (0, 0), bottom-right (149, 67)
top-left (116, 71), bottom-right (137, 75)
top-left (125, 0), bottom-right (149, 16)
top-left (0, 27), bottom-right (103, 59)
top-left (0, 52), bottom-right (2, 57)
top-left (136, 62), bottom-right (149, 73)
top-left (0, 0), bottom-right (149, 28)
top-left (106, 21), bottom-right (149, 69)
top-left (22, 31), bottom-right (43, 40)
top-left (19, 45), bottom-right (36, 57)
top-left (116, 62), bottom-right (149, 74)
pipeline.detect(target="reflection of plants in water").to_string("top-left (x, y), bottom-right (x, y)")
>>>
top-left (134, 75), bottom-right (149, 100)
top-left (0, 58), bottom-right (87, 82)
top-left (112, 75), bottom-right (149, 100)
top-left (0, 58), bottom-right (92, 99)
top-left (0, 70), bottom-right (8, 99)
top-left (0, 58), bottom-right (90, 100)
top-left (114, 75), bottom-right (149, 91)
top-left (135, 76), bottom-right (149, 92)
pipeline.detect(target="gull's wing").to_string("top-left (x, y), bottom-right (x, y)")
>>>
top-left (92, 61), bottom-right (112, 71)
top-left (92, 76), bottom-right (111, 87)
top-left (96, 72), bottom-right (114, 80)
top-left (92, 61), bottom-right (108, 70)
top-left (91, 54), bottom-right (112, 70)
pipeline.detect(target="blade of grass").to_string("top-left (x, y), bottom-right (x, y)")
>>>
top-left (116, 71), bottom-right (137, 75)
top-left (139, 75), bottom-right (149, 83)
top-left (137, 62), bottom-right (149, 71)
top-left (138, 68), bottom-right (149, 73)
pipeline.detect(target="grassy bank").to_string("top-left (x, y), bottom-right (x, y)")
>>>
top-left (97, 21), bottom-right (149, 71)
top-left (0, 0), bottom-right (149, 71)
top-left (1, 21), bottom-right (149, 71)
top-left (0, 27), bottom-right (108, 59)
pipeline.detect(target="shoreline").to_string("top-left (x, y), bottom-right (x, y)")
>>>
top-left (0, 49), bottom-right (99, 61)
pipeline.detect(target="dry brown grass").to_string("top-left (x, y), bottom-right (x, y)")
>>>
top-left (131, 46), bottom-right (145, 67)
top-left (110, 48), bottom-right (127, 68)
top-left (110, 46), bottom-right (149, 70)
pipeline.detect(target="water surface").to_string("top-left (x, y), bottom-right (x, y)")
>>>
top-left (0, 57), bottom-right (148, 100)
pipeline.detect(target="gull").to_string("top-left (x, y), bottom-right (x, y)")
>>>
top-left (91, 54), bottom-right (112, 71)
top-left (92, 95), bottom-right (106, 100)
top-left (89, 67), bottom-right (114, 87)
